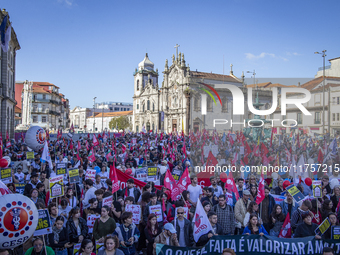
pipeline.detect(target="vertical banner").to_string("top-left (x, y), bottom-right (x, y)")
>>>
top-left (49, 175), bottom-right (64, 198)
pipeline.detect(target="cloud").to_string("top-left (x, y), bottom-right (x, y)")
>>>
top-left (245, 52), bottom-right (288, 61)
top-left (286, 52), bottom-right (301, 56)
top-left (58, 0), bottom-right (74, 6)
top-left (245, 52), bottom-right (276, 60)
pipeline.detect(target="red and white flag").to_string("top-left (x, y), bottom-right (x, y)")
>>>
top-left (256, 167), bottom-right (265, 204)
top-left (177, 167), bottom-right (191, 193)
top-left (164, 170), bottom-right (180, 201)
top-left (110, 165), bottom-right (120, 194)
top-left (92, 134), bottom-right (99, 146)
top-left (192, 199), bottom-right (213, 242)
top-left (88, 147), bottom-right (96, 163)
top-left (225, 171), bottom-right (239, 200)
top-left (279, 213), bottom-right (291, 238)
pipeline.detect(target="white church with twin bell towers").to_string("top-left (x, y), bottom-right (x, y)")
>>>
top-left (132, 45), bottom-right (260, 134)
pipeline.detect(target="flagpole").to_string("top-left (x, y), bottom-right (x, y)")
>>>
top-left (42, 234), bottom-right (48, 255)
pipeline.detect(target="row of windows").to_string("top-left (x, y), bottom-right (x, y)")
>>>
top-left (137, 100), bottom-right (155, 112)
top-left (332, 97), bottom-right (340, 105)
top-left (194, 97), bottom-right (229, 112)
top-left (33, 116), bottom-right (48, 123)
top-left (135, 123), bottom-right (155, 132)
top-left (114, 107), bottom-right (129, 111)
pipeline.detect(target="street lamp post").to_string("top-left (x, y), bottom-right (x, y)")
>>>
top-left (247, 70), bottom-right (256, 89)
top-left (314, 50), bottom-right (327, 135)
top-left (93, 97), bottom-right (96, 133)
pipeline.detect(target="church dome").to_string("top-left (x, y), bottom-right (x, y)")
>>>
top-left (138, 53), bottom-right (154, 71)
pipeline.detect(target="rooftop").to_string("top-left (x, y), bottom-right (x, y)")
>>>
top-left (88, 110), bottom-right (133, 118)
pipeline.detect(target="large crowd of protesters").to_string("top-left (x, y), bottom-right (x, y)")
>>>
top-left (0, 129), bottom-right (339, 255)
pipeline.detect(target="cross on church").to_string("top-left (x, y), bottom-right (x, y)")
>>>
top-left (174, 44), bottom-right (180, 59)
top-left (230, 63), bottom-right (233, 75)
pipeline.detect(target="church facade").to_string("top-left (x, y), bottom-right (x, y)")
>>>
top-left (132, 51), bottom-right (271, 134)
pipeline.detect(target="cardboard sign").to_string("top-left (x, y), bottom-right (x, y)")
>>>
top-left (332, 226), bottom-right (340, 240)
top-left (87, 214), bottom-right (100, 234)
top-left (34, 209), bottom-right (52, 236)
top-left (96, 241), bottom-right (104, 253)
top-left (147, 167), bottom-right (158, 177)
top-left (312, 180), bottom-right (322, 198)
top-left (49, 175), bottom-right (64, 198)
top-left (102, 196), bottom-right (113, 207)
top-left (149, 204), bottom-right (163, 222)
top-left (132, 138), bottom-right (137, 145)
top-left (315, 217), bottom-right (331, 236)
top-left (271, 194), bottom-right (286, 204)
top-left (135, 168), bottom-right (147, 180)
top-left (73, 243), bottom-right (81, 255)
top-left (286, 184), bottom-right (305, 203)
top-left (14, 183), bottom-right (25, 194)
top-left (85, 169), bottom-right (96, 181)
top-left (0, 168), bottom-right (12, 184)
top-left (172, 169), bottom-right (182, 181)
top-left (125, 204), bottom-right (141, 224)
top-left (56, 163), bottom-right (67, 175)
top-left (69, 168), bottom-right (80, 184)
top-left (175, 207), bottom-right (188, 219)
top-left (26, 151), bottom-right (34, 159)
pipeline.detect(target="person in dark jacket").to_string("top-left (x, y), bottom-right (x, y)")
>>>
top-left (144, 213), bottom-right (162, 255)
top-left (171, 207), bottom-right (194, 247)
top-left (330, 186), bottom-right (340, 212)
top-left (119, 178), bottom-right (141, 203)
top-left (197, 212), bottom-right (223, 247)
top-left (23, 172), bottom-right (40, 197)
top-left (294, 214), bottom-right (321, 239)
top-left (201, 187), bottom-right (218, 207)
top-left (143, 192), bottom-right (163, 227)
top-left (48, 216), bottom-right (73, 255)
top-left (274, 180), bottom-right (284, 195)
top-left (66, 207), bottom-right (89, 254)
top-left (260, 186), bottom-right (276, 232)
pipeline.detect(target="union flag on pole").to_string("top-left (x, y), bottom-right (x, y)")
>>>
top-left (92, 134), bottom-right (99, 146)
top-left (256, 167), bottom-right (265, 204)
top-left (192, 199), bottom-right (212, 242)
top-left (177, 167), bottom-right (191, 193)
top-left (164, 169), bottom-right (180, 201)
top-left (225, 171), bottom-right (239, 200)
top-left (110, 165), bottom-right (120, 194)
top-left (88, 147), bottom-right (96, 163)
top-left (278, 213), bottom-right (291, 238)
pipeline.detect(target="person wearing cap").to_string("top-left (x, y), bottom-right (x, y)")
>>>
top-left (171, 207), bottom-right (194, 247)
top-left (153, 223), bottom-right (179, 255)
top-left (234, 189), bottom-right (251, 234)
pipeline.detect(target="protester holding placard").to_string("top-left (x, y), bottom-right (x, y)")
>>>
top-left (196, 212), bottom-right (223, 247)
top-left (24, 236), bottom-right (55, 255)
top-left (323, 212), bottom-right (339, 239)
top-left (294, 214), bottom-right (321, 239)
top-left (144, 213), bottom-right (162, 255)
top-left (311, 199), bottom-right (323, 225)
top-left (93, 205), bottom-right (117, 243)
top-left (113, 211), bottom-right (140, 255)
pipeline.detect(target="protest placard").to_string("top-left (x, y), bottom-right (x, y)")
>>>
top-left (34, 209), bottom-right (52, 236)
top-left (125, 204), bottom-right (141, 224)
top-left (149, 204), bottom-right (162, 222)
top-left (56, 163), bottom-right (67, 175)
top-left (73, 243), bottom-right (81, 255)
top-left (271, 194), bottom-right (286, 204)
top-left (49, 175), bottom-right (64, 198)
top-left (147, 166), bottom-right (158, 177)
top-left (135, 167), bottom-right (147, 181)
top-left (332, 226), bottom-right (340, 240)
top-left (26, 151), bottom-right (34, 159)
top-left (14, 183), bottom-right (25, 194)
top-left (131, 138), bottom-right (137, 145)
top-left (172, 169), bottom-right (182, 181)
top-left (0, 168), bottom-right (12, 184)
top-left (85, 169), bottom-right (96, 181)
top-left (312, 180), bottom-right (322, 198)
top-left (87, 214), bottom-right (100, 234)
top-left (96, 241), bottom-right (104, 253)
top-left (102, 196), bottom-right (113, 207)
top-left (315, 218), bottom-right (331, 236)
top-left (69, 168), bottom-right (80, 184)
top-left (286, 184), bottom-right (305, 203)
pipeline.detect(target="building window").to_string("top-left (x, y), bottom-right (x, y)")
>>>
top-left (338, 97), bottom-right (340, 105)
top-left (42, 94), bottom-right (46, 100)
top-left (152, 103), bottom-right (155, 112)
top-left (152, 123), bottom-right (154, 131)
top-left (338, 113), bottom-right (340, 121)
top-left (147, 100), bottom-right (150, 111)
top-left (297, 113), bottom-right (302, 124)
top-left (222, 97), bottom-right (228, 113)
top-left (333, 113), bottom-right (336, 121)
top-left (114, 107), bottom-right (119, 111)
top-left (42, 116), bottom-right (47, 123)
top-left (143, 104), bottom-right (145, 112)
top-left (136, 125), bottom-right (139, 132)
top-left (315, 112), bottom-right (321, 124)
top-left (194, 97), bottom-right (200, 112)
top-left (207, 97), bottom-right (213, 112)
top-left (137, 104), bottom-right (139, 110)
top-left (33, 116), bottom-right (38, 123)
top-left (137, 80), bottom-right (139, 91)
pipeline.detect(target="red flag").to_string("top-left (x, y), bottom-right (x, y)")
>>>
top-left (318, 148), bottom-right (323, 164)
top-left (245, 141), bottom-right (252, 155)
top-left (6, 130), bottom-right (9, 140)
top-left (77, 141), bottom-right (81, 150)
top-left (93, 134), bottom-right (99, 146)
top-left (88, 147), bottom-right (96, 163)
top-left (228, 134), bottom-right (234, 146)
top-left (121, 144), bottom-right (126, 154)
top-left (243, 155), bottom-right (249, 165)
top-left (206, 151), bottom-right (218, 167)
top-left (110, 165), bottom-right (120, 194)
top-left (256, 167), bottom-right (265, 204)
top-left (278, 213), bottom-right (291, 238)
top-left (164, 170), bottom-right (180, 201)
top-left (261, 143), bottom-right (269, 156)
top-left (231, 153), bottom-right (238, 165)
top-left (177, 167), bottom-right (191, 193)
top-left (225, 171), bottom-right (239, 200)
top-left (75, 148), bottom-right (81, 161)
top-left (86, 140), bottom-right (90, 151)
top-left (69, 140), bottom-right (74, 150)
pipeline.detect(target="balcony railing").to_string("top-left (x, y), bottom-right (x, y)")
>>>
top-left (314, 120), bottom-right (321, 124)
top-left (32, 98), bottom-right (50, 103)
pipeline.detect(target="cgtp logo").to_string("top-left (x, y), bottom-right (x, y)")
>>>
top-left (199, 82), bottom-right (311, 116)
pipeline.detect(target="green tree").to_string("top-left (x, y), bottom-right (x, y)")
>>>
top-left (109, 116), bottom-right (131, 130)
